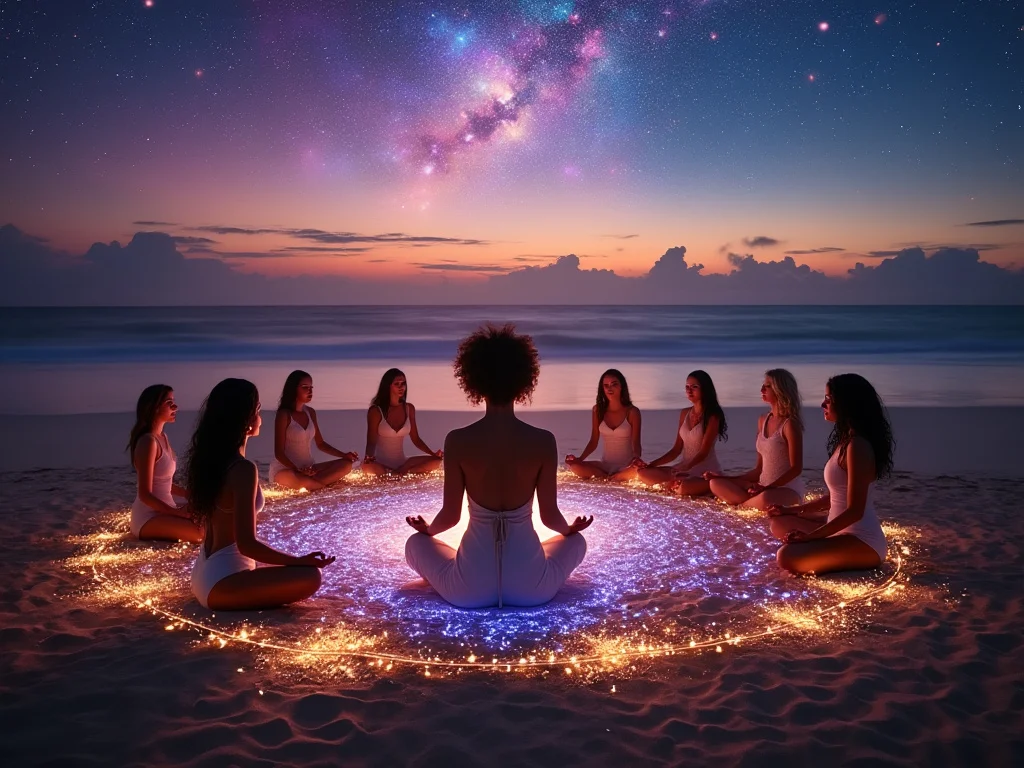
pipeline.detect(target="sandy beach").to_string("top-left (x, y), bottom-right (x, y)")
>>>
top-left (2, 408), bottom-right (1023, 766)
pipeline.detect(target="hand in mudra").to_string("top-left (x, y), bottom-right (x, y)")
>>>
top-left (566, 515), bottom-right (593, 535)
top-left (406, 515), bottom-right (430, 535)
top-left (297, 551), bottom-right (335, 568)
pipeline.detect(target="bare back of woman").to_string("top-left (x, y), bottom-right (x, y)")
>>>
top-left (403, 325), bottom-right (591, 608)
top-left (456, 414), bottom-right (549, 511)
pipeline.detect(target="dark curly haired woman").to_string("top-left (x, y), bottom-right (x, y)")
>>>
top-left (404, 324), bottom-right (591, 608)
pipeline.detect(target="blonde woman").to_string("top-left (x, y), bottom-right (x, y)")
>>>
top-left (706, 369), bottom-right (804, 509)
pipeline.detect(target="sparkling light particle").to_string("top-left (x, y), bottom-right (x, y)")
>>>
top-left (68, 477), bottom-right (910, 678)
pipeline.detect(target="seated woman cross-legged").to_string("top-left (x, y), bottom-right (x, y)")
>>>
top-left (361, 368), bottom-right (443, 477)
top-left (770, 374), bottom-right (893, 576)
top-left (127, 384), bottom-right (202, 543)
top-left (707, 369), bottom-right (805, 509)
top-left (187, 378), bottom-right (335, 611)
top-left (269, 370), bottom-right (357, 491)
top-left (636, 370), bottom-right (727, 496)
top-left (565, 369), bottom-right (643, 482)
top-left (404, 325), bottom-right (591, 609)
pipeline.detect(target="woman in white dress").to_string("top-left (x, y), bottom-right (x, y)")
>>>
top-left (361, 368), bottom-right (443, 477)
top-left (635, 370), bottom-right (727, 496)
top-left (127, 384), bottom-right (202, 542)
top-left (405, 325), bottom-right (591, 608)
top-left (269, 370), bottom-right (357, 491)
top-left (707, 369), bottom-right (805, 509)
top-left (769, 374), bottom-right (893, 574)
top-left (187, 378), bottom-right (334, 610)
top-left (565, 369), bottom-right (643, 481)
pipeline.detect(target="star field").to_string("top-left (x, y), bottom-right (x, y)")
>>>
top-left (0, 1), bottom-right (1021, 277)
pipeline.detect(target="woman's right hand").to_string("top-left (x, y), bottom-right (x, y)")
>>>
top-left (702, 471), bottom-right (722, 480)
top-left (296, 551), bottom-right (335, 568)
top-left (566, 515), bottom-right (593, 535)
top-left (766, 504), bottom-right (796, 517)
top-left (565, 454), bottom-right (577, 464)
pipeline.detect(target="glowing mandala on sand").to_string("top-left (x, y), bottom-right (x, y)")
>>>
top-left (69, 475), bottom-right (910, 677)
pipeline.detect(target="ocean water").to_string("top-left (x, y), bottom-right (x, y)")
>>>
top-left (2, 306), bottom-right (1023, 413)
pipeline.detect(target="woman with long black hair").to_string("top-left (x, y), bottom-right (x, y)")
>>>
top-left (565, 368), bottom-right (643, 481)
top-left (361, 368), bottom-right (442, 477)
top-left (187, 378), bottom-right (334, 610)
top-left (269, 369), bottom-right (357, 490)
top-left (770, 373), bottom-right (894, 575)
top-left (127, 384), bottom-right (201, 542)
top-left (635, 369), bottom-right (727, 496)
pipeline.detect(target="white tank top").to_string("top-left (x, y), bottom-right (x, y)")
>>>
top-left (676, 409), bottom-right (721, 475)
top-left (132, 433), bottom-right (176, 512)
top-left (599, 412), bottom-right (635, 469)
top-left (755, 414), bottom-right (804, 494)
top-left (824, 448), bottom-right (887, 560)
top-left (376, 404), bottom-right (411, 469)
top-left (279, 407), bottom-right (316, 467)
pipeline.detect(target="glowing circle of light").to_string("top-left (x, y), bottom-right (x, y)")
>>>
top-left (69, 475), bottom-right (909, 677)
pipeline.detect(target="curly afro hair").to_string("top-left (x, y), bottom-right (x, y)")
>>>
top-left (453, 324), bottom-right (540, 405)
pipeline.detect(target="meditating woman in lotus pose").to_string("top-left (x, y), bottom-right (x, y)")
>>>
top-left (636, 370), bottom-right (727, 496)
top-left (707, 369), bottom-right (805, 509)
top-left (405, 325), bottom-right (592, 608)
top-left (187, 378), bottom-right (334, 610)
top-left (269, 370), bottom-right (357, 491)
top-left (565, 369), bottom-right (643, 481)
top-left (361, 368), bottom-right (443, 477)
top-left (128, 384), bottom-right (202, 542)
top-left (769, 373), bottom-right (893, 575)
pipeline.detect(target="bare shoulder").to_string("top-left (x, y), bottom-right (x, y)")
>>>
top-left (848, 434), bottom-right (874, 459)
top-left (306, 406), bottom-right (318, 418)
top-left (444, 423), bottom-right (469, 446)
top-left (629, 405), bottom-right (642, 418)
top-left (226, 458), bottom-right (258, 487)
top-left (133, 432), bottom-right (158, 463)
top-left (521, 422), bottom-right (556, 449)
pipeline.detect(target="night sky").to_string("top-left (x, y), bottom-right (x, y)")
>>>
top-left (2, 1), bottom-right (1021, 283)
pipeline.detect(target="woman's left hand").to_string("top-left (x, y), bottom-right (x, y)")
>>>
top-left (406, 515), bottom-right (430, 535)
top-left (786, 530), bottom-right (812, 543)
top-left (747, 482), bottom-right (765, 495)
top-left (433, 449), bottom-right (444, 459)
top-left (344, 451), bottom-right (359, 461)
top-left (630, 457), bottom-right (648, 469)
